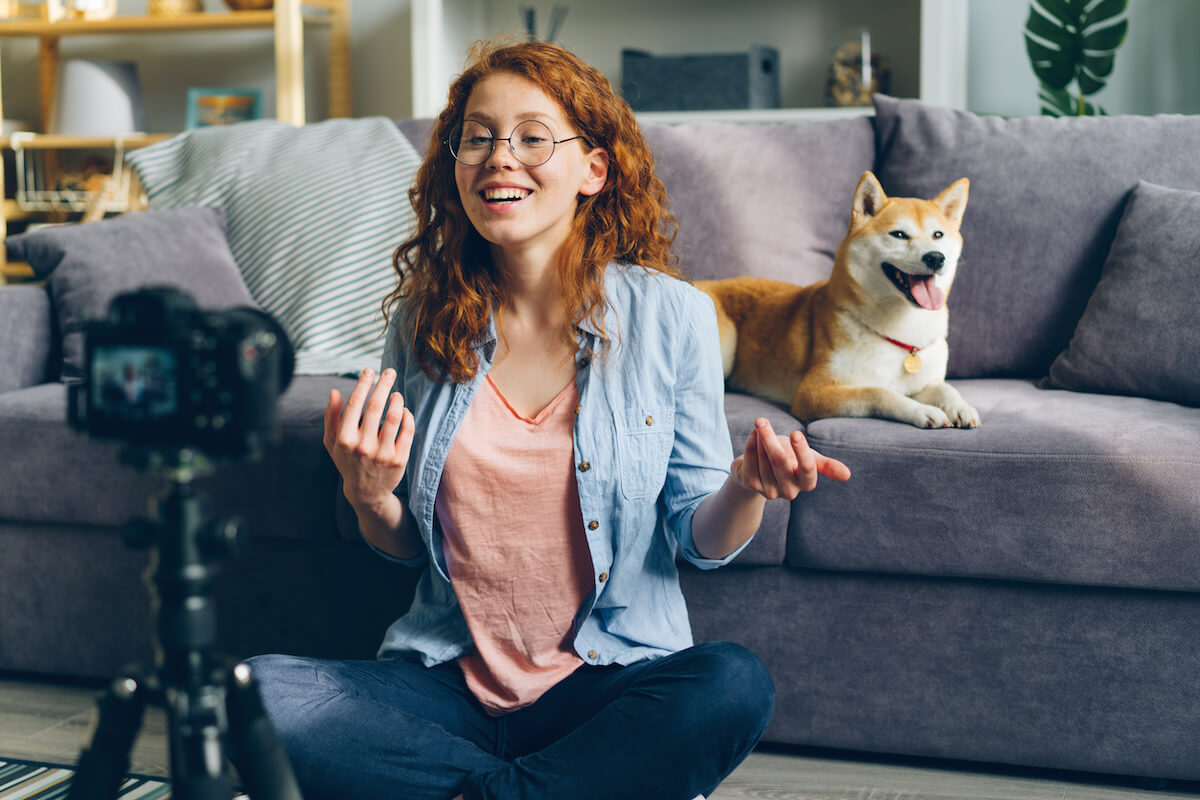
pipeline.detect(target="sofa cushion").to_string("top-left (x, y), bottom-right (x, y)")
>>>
top-left (1043, 181), bottom-right (1200, 407)
top-left (5, 206), bottom-right (256, 380)
top-left (0, 376), bottom-right (354, 540)
top-left (127, 118), bottom-right (421, 376)
top-left (0, 286), bottom-right (57, 391)
top-left (791, 379), bottom-right (1200, 592)
top-left (644, 116), bottom-right (875, 285)
top-left (873, 96), bottom-right (1200, 380)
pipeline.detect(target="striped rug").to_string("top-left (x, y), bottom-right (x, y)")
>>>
top-left (0, 759), bottom-right (247, 799)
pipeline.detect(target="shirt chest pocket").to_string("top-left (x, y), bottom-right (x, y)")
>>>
top-left (615, 407), bottom-right (674, 500)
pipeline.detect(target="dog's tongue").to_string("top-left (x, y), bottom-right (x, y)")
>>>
top-left (910, 276), bottom-right (945, 311)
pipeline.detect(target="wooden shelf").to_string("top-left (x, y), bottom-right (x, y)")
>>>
top-left (0, 259), bottom-right (35, 282)
top-left (0, 0), bottom-right (351, 274)
top-left (3, 199), bottom-right (33, 222)
top-left (0, 9), bottom-right (336, 36)
top-left (2, 133), bottom-right (173, 149)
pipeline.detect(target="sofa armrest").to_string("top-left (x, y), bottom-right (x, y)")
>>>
top-left (0, 285), bottom-right (57, 392)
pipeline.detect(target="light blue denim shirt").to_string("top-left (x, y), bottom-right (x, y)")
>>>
top-left (371, 263), bottom-right (749, 668)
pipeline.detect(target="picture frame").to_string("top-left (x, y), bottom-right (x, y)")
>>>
top-left (186, 88), bottom-right (263, 129)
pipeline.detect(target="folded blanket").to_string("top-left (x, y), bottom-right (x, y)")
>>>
top-left (128, 117), bottom-right (421, 376)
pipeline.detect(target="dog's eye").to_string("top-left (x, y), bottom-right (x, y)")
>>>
top-left (889, 230), bottom-right (909, 240)
top-left (933, 231), bottom-right (944, 240)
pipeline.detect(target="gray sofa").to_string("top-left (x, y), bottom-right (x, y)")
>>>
top-left (3, 96), bottom-right (1199, 783)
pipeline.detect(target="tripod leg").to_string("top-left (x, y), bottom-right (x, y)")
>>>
top-left (225, 662), bottom-right (305, 800)
top-left (165, 679), bottom-right (235, 800)
top-left (67, 675), bottom-right (147, 800)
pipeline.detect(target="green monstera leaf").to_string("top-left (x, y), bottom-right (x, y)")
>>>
top-left (1024, 0), bottom-right (1129, 115)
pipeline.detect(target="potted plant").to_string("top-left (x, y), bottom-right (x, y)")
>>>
top-left (1024, 0), bottom-right (1129, 115)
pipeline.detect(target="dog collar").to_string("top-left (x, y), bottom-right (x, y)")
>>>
top-left (877, 334), bottom-right (928, 375)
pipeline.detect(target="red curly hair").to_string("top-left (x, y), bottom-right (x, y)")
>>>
top-left (386, 39), bottom-right (679, 383)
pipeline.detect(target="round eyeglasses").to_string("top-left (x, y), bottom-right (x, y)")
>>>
top-left (447, 119), bottom-right (588, 167)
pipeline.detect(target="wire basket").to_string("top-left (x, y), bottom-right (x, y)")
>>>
top-left (11, 133), bottom-right (141, 215)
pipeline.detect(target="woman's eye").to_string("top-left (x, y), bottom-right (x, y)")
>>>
top-left (889, 230), bottom-right (909, 240)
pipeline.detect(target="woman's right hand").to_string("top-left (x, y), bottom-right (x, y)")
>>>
top-left (323, 368), bottom-right (416, 514)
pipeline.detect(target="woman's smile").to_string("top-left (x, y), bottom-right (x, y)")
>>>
top-left (454, 72), bottom-right (607, 259)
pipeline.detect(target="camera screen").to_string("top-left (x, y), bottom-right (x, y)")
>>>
top-left (90, 346), bottom-right (179, 423)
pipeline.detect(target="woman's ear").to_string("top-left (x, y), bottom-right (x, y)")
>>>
top-left (578, 148), bottom-right (609, 197)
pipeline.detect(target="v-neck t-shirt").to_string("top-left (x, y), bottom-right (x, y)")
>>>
top-left (435, 374), bottom-right (594, 713)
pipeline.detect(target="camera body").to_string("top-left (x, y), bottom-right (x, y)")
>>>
top-left (68, 287), bottom-right (294, 461)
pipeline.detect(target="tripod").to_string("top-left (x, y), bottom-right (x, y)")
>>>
top-left (67, 448), bottom-right (303, 800)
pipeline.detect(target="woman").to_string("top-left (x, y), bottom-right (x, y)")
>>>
top-left (252, 40), bottom-right (850, 800)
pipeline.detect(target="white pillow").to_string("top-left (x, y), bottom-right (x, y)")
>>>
top-left (128, 117), bottom-right (421, 375)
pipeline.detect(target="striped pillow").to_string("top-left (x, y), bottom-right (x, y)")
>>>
top-left (127, 117), bottom-right (421, 376)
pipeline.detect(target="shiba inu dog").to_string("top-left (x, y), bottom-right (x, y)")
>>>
top-left (696, 171), bottom-right (979, 429)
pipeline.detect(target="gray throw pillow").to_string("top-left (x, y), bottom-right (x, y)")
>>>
top-left (1042, 181), bottom-right (1200, 407)
top-left (5, 206), bottom-right (256, 378)
top-left (873, 95), bottom-right (1200, 380)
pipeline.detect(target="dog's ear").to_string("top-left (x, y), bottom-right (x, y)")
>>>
top-left (851, 171), bottom-right (888, 229)
top-left (933, 178), bottom-right (970, 228)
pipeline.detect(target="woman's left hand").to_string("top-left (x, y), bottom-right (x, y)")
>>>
top-left (731, 417), bottom-right (851, 500)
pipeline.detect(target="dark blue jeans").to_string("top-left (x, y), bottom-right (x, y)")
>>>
top-left (248, 641), bottom-right (774, 800)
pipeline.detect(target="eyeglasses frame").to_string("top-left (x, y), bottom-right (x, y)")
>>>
top-left (446, 119), bottom-right (592, 167)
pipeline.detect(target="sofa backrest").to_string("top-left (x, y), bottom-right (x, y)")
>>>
top-left (643, 118), bottom-right (875, 286)
top-left (873, 95), bottom-right (1200, 380)
top-left (393, 116), bottom-right (877, 290)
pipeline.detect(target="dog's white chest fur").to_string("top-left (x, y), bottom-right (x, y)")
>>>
top-left (828, 328), bottom-right (949, 393)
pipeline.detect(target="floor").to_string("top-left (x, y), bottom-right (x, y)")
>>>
top-left (2, 672), bottom-right (1198, 800)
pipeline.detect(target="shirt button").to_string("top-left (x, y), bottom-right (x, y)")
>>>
top-left (578, 357), bottom-right (590, 368)
top-left (579, 461), bottom-right (590, 472)
top-left (587, 650), bottom-right (599, 661)
top-left (575, 406), bottom-right (581, 415)
top-left (598, 572), bottom-right (608, 582)
top-left (588, 520), bottom-right (599, 531)
top-left (645, 415), bottom-right (654, 426)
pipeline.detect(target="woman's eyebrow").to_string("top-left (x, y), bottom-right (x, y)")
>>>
top-left (463, 111), bottom-right (557, 126)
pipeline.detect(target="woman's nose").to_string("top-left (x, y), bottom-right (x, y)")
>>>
top-left (484, 141), bottom-right (520, 169)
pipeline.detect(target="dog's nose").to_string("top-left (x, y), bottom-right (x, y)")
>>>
top-left (922, 251), bottom-right (945, 272)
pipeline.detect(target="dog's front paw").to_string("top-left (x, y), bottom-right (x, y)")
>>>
top-left (904, 403), bottom-right (952, 429)
top-left (915, 384), bottom-right (980, 429)
top-left (942, 400), bottom-right (981, 429)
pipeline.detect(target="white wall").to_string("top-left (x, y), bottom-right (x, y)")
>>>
top-left (2, 0), bottom-right (1197, 132)
top-left (968, 0), bottom-right (1200, 116)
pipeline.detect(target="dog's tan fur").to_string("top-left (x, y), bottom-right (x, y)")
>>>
top-left (696, 171), bottom-right (979, 429)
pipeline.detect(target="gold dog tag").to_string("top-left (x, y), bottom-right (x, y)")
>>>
top-left (903, 352), bottom-right (923, 374)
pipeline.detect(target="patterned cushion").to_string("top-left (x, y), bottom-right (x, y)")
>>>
top-left (128, 118), bottom-right (421, 375)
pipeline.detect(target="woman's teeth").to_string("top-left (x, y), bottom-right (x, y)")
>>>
top-left (483, 188), bottom-right (530, 203)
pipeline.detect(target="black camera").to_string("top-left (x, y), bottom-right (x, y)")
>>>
top-left (68, 287), bottom-right (294, 461)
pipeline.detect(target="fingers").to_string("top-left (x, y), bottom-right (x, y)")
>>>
top-left (359, 369), bottom-right (398, 438)
top-left (737, 418), bottom-right (852, 499)
top-left (395, 407), bottom-right (417, 460)
top-left (790, 430), bottom-right (818, 493)
top-left (740, 422), bottom-right (762, 488)
top-left (322, 388), bottom-right (343, 452)
top-left (377, 392), bottom-right (407, 447)
top-left (816, 453), bottom-right (853, 482)
top-left (336, 368), bottom-right (376, 445)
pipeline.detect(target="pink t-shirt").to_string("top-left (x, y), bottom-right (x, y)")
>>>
top-left (435, 374), bottom-right (594, 714)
